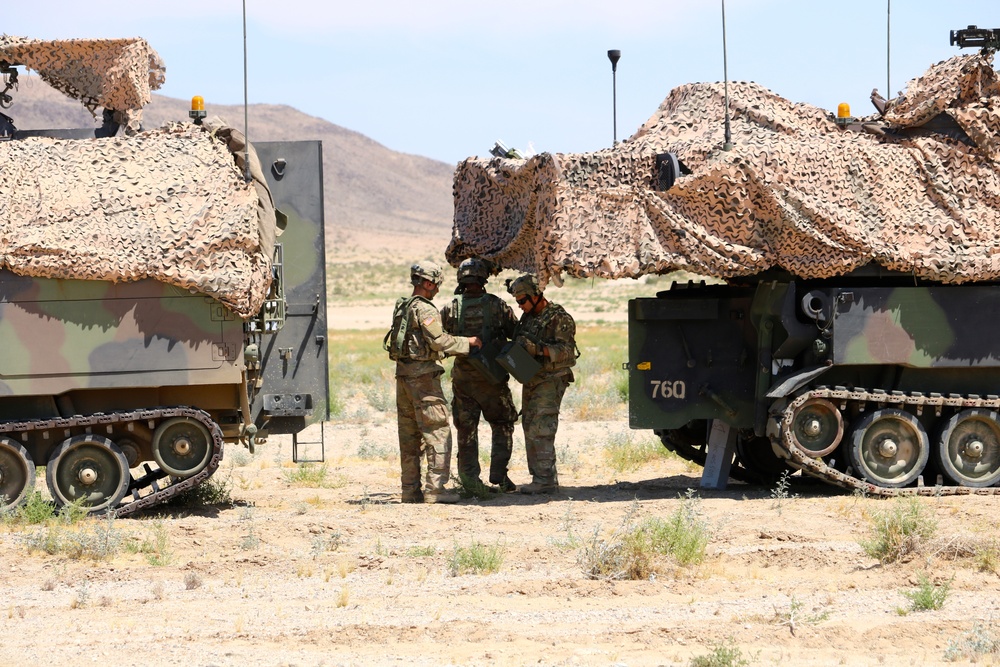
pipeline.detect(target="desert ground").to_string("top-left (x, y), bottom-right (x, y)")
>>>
top-left (2, 264), bottom-right (1000, 667)
top-left (3, 418), bottom-right (1000, 667)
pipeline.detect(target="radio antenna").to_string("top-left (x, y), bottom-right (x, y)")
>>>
top-left (242, 0), bottom-right (251, 182)
top-left (607, 50), bottom-right (621, 145)
top-left (886, 0), bottom-right (891, 98)
top-left (722, 0), bottom-right (733, 151)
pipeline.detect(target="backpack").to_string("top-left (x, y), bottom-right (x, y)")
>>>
top-left (383, 296), bottom-right (417, 361)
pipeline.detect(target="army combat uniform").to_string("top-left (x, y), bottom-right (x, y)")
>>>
top-left (441, 292), bottom-right (519, 488)
top-left (388, 295), bottom-right (470, 502)
top-left (514, 300), bottom-right (577, 491)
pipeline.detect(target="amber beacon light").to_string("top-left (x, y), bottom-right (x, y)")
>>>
top-left (189, 95), bottom-right (206, 124)
top-left (835, 102), bottom-right (854, 126)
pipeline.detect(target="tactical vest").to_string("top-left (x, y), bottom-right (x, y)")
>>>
top-left (450, 294), bottom-right (495, 341)
top-left (514, 303), bottom-right (581, 371)
top-left (450, 294), bottom-right (508, 384)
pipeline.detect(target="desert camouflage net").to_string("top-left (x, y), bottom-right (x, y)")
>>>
top-left (448, 53), bottom-right (1000, 287)
top-left (0, 35), bottom-right (165, 133)
top-left (0, 119), bottom-right (275, 318)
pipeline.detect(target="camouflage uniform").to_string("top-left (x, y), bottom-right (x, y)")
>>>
top-left (441, 285), bottom-right (519, 487)
top-left (387, 263), bottom-right (470, 502)
top-left (508, 275), bottom-right (577, 492)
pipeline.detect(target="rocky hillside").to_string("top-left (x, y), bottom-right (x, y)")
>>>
top-left (7, 78), bottom-right (455, 258)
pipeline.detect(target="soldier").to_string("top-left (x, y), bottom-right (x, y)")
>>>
top-left (506, 274), bottom-right (578, 495)
top-left (384, 261), bottom-right (481, 504)
top-left (441, 258), bottom-right (520, 492)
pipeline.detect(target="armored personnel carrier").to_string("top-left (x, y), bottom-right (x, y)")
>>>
top-left (448, 27), bottom-right (1000, 496)
top-left (0, 37), bottom-right (328, 515)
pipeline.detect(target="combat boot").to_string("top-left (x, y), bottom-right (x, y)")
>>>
top-left (489, 472), bottom-right (517, 493)
top-left (497, 475), bottom-right (517, 493)
top-left (423, 490), bottom-right (461, 504)
top-left (401, 490), bottom-right (424, 504)
top-left (518, 480), bottom-right (557, 495)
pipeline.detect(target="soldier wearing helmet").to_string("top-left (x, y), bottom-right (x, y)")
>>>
top-left (384, 260), bottom-right (482, 504)
top-left (441, 258), bottom-right (519, 492)
top-left (505, 272), bottom-right (578, 494)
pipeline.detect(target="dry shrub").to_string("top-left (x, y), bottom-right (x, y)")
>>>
top-left (858, 497), bottom-right (937, 564)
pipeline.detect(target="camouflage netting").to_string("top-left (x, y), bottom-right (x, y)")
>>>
top-left (448, 52), bottom-right (1000, 287)
top-left (0, 35), bottom-right (165, 133)
top-left (0, 119), bottom-right (275, 318)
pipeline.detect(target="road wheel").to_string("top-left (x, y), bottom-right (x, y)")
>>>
top-left (937, 409), bottom-right (1000, 488)
top-left (789, 398), bottom-right (843, 458)
top-left (0, 437), bottom-right (35, 511)
top-left (46, 435), bottom-right (129, 513)
top-left (152, 417), bottom-right (213, 477)
top-left (849, 409), bottom-right (929, 488)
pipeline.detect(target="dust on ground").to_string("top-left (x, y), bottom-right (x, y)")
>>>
top-left (3, 240), bottom-right (997, 666)
top-left (2, 417), bottom-right (1000, 667)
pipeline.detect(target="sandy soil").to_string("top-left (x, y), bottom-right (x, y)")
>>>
top-left (2, 416), bottom-right (1000, 667)
top-left (2, 244), bottom-right (997, 666)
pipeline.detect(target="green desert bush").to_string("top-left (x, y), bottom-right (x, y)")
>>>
top-left (689, 638), bottom-right (754, 667)
top-left (283, 463), bottom-right (330, 487)
top-left (642, 491), bottom-right (710, 566)
top-left (166, 470), bottom-right (234, 508)
top-left (448, 541), bottom-right (504, 576)
top-left (406, 545), bottom-right (437, 558)
top-left (858, 496), bottom-right (937, 563)
top-left (3, 493), bottom-right (92, 527)
top-left (137, 519), bottom-right (173, 566)
top-left (973, 540), bottom-right (1000, 575)
top-left (604, 430), bottom-right (670, 473)
top-left (23, 511), bottom-right (125, 560)
top-left (901, 572), bottom-right (952, 613)
top-left (579, 494), bottom-right (710, 580)
top-left (3, 491), bottom-right (56, 525)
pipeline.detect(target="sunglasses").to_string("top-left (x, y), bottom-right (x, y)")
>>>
top-left (516, 296), bottom-right (531, 305)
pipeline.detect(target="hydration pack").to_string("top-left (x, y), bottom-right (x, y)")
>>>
top-left (383, 296), bottom-right (417, 361)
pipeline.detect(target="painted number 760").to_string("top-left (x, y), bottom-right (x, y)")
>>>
top-left (650, 380), bottom-right (687, 399)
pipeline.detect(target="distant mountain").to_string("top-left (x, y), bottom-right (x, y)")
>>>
top-left (6, 78), bottom-right (455, 259)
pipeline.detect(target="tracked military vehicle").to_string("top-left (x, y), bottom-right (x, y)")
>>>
top-left (448, 26), bottom-right (1000, 495)
top-left (0, 37), bottom-right (328, 515)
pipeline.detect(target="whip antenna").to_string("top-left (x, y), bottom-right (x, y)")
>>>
top-left (886, 0), bottom-right (891, 99)
top-left (722, 0), bottom-right (733, 151)
top-left (242, 0), bottom-right (251, 182)
top-left (607, 50), bottom-right (621, 145)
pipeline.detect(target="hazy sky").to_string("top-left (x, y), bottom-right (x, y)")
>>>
top-left (5, 1), bottom-right (997, 164)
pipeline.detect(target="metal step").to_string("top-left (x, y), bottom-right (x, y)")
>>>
top-left (292, 423), bottom-right (325, 463)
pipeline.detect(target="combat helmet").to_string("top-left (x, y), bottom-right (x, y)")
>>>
top-left (506, 273), bottom-right (542, 298)
top-left (411, 260), bottom-right (444, 286)
top-left (457, 257), bottom-right (491, 284)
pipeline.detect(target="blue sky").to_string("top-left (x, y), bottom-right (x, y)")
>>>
top-left (6, 1), bottom-right (997, 164)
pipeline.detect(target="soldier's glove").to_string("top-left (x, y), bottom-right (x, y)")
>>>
top-left (517, 336), bottom-right (539, 356)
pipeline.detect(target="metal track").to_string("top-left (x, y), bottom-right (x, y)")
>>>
top-left (0, 406), bottom-right (224, 517)
top-left (772, 388), bottom-right (1000, 497)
